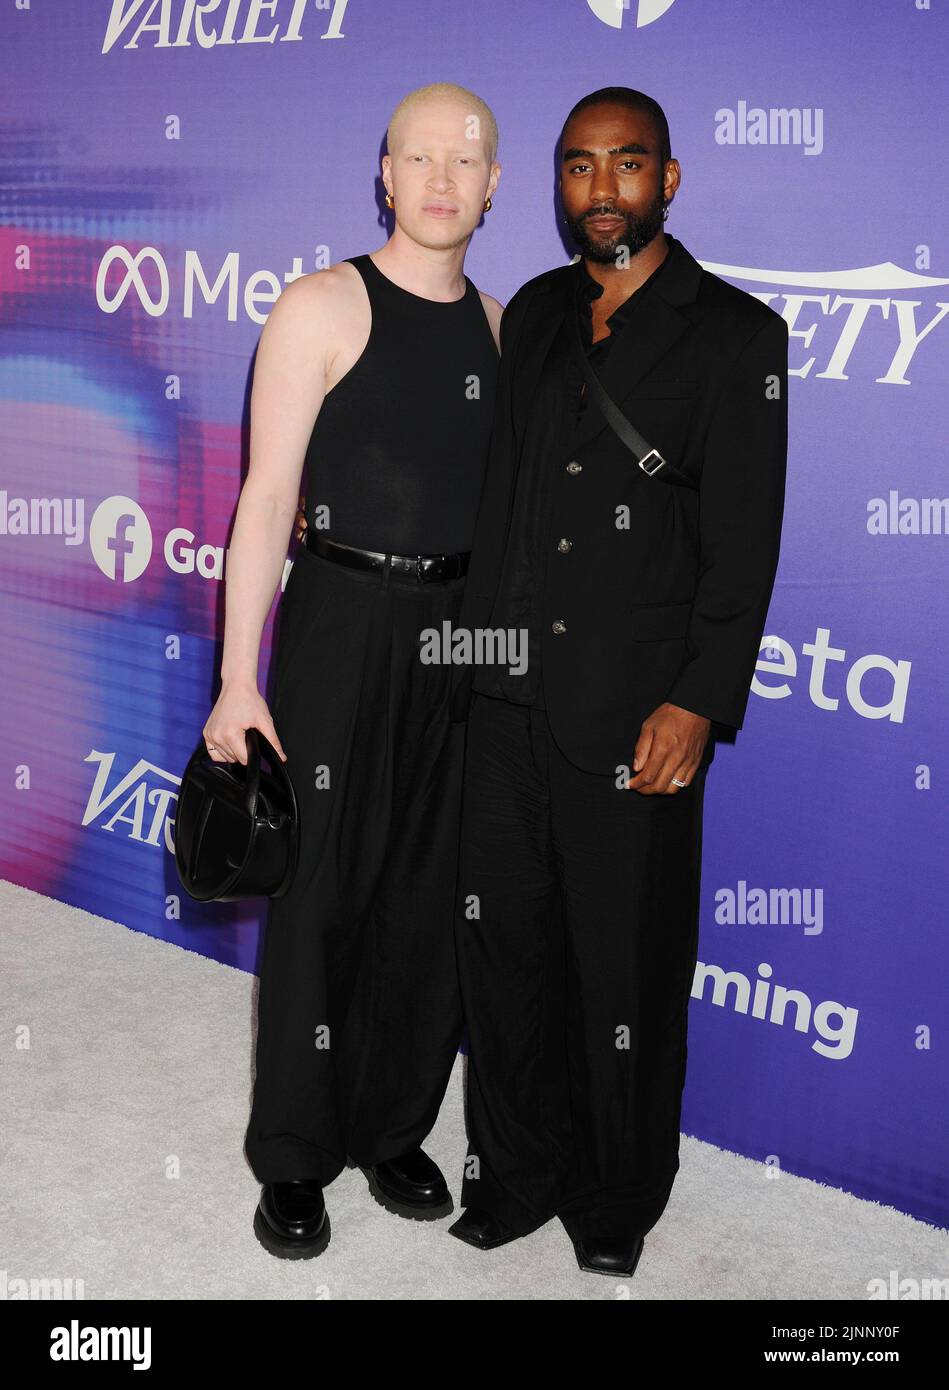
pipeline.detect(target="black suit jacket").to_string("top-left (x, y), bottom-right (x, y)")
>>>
top-left (451, 234), bottom-right (789, 775)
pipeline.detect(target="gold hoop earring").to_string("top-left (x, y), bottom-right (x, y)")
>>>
top-left (483, 196), bottom-right (492, 212)
top-left (385, 192), bottom-right (394, 209)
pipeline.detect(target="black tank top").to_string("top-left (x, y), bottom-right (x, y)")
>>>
top-left (303, 253), bottom-right (499, 554)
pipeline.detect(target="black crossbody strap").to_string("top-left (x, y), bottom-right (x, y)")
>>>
top-left (569, 295), bottom-right (698, 491)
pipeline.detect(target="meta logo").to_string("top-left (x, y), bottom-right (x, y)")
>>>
top-left (586, 0), bottom-right (676, 30)
top-left (95, 246), bottom-right (309, 323)
top-left (102, 0), bottom-right (350, 54)
top-left (756, 629), bottom-right (910, 724)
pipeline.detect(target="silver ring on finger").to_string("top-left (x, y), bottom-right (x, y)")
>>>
top-left (671, 776), bottom-right (686, 788)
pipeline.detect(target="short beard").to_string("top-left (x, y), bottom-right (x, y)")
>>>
top-left (565, 190), bottom-right (666, 266)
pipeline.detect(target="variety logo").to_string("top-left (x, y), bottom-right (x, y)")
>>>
top-left (82, 748), bottom-right (180, 852)
top-left (102, 0), bottom-right (350, 53)
top-left (720, 255), bottom-right (949, 385)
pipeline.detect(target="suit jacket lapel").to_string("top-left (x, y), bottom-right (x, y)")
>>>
top-left (508, 286), bottom-right (566, 461)
top-left (556, 233), bottom-right (705, 456)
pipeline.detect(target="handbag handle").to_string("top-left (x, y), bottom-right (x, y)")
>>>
top-left (243, 726), bottom-right (285, 818)
top-left (186, 725), bottom-right (293, 819)
top-left (569, 295), bottom-right (698, 491)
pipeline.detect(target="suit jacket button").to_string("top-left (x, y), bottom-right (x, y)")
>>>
top-left (566, 461), bottom-right (582, 475)
top-left (557, 537), bottom-right (572, 553)
top-left (552, 619), bottom-right (567, 634)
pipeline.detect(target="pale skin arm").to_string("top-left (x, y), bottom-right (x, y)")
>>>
top-left (203, 273), bottom-right (337, 765)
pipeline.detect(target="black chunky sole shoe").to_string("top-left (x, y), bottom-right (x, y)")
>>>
top-left (253, 1179), bottom-right (331, 1260)
top-left (355, 1147), bottom-right (454, 1220)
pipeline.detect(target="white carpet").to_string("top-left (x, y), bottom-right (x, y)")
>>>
top-left (2, 879), bottom-right (944, 1301)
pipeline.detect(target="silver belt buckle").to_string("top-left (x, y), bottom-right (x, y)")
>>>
top-left (638, 449), bottom-right (666, 476)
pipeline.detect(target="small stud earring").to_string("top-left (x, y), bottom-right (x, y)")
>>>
top-left (385, 192), bottom-right (394, 209)
top-left (483, 196), bottom-right (492, 212)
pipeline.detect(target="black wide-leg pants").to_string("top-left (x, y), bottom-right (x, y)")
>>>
top-left (455, 690), bottom-right (708, 1243)
top-left (244, 545), bottom-right (467, 1187)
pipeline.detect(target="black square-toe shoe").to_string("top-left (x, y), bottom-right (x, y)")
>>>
top-left (572, 1233), bottom-right (645, 1278)
top-left (447, 1206), bottom-right (520, 1250)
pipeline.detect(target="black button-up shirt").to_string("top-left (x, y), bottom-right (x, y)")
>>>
top-left (472, 249), bottom-right (673, 708)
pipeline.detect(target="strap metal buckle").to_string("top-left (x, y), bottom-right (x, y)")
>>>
top-left (417, 554), bottom-right (445, 582)
top-left (638, 449), bottom-right (667, 476)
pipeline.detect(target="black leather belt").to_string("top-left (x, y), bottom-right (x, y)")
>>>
top-left (305, 529), bottom-right (470, 582)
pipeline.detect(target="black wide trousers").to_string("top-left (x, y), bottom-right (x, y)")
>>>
top-left (455, 691), bottom-right (708, 1243)
top-left (244, 544), bottom-right (467, 1186)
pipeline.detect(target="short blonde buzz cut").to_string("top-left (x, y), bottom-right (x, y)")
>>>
top-left (387, 82), bottom-right (499, 164)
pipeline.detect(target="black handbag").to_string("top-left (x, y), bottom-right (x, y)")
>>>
top-left (174, 726), bottom-right (300, 902)
top-left (569, 302), bottom-right (698, 491)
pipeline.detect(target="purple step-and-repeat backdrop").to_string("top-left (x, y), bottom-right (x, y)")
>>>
top-left (2, 2), bottom-right (946, 1228)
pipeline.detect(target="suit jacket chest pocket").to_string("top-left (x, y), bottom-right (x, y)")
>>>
top-left (624, 382), bottom-right (698, 457)
top-left (611, 384), bottom-right (699, 504)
